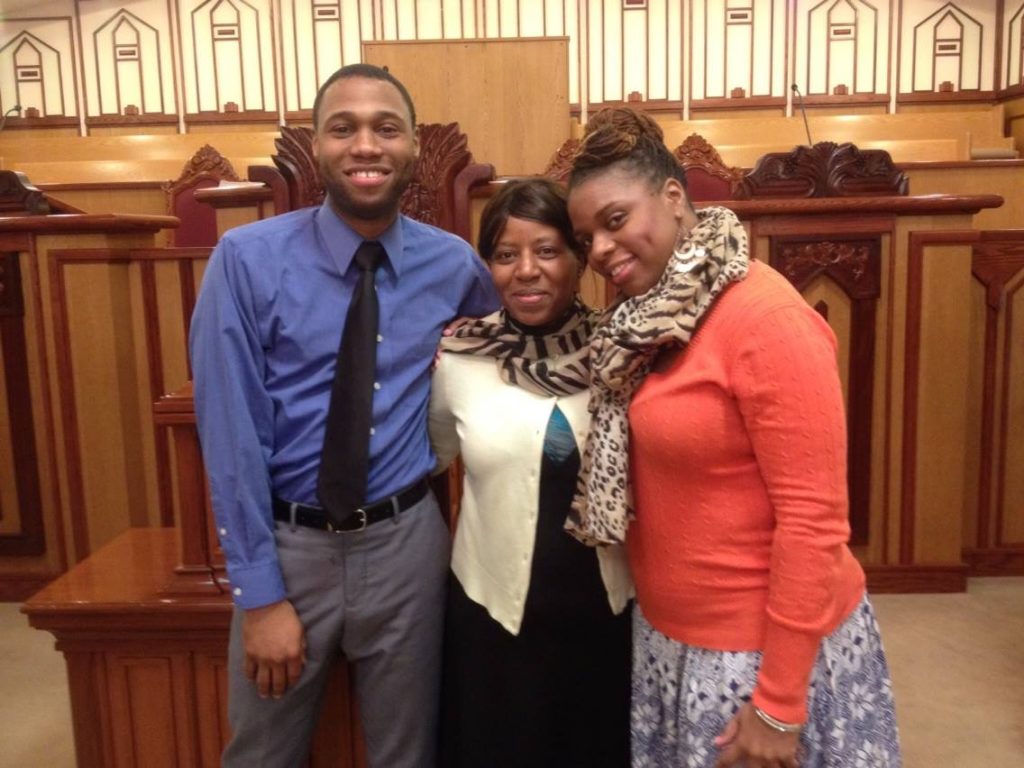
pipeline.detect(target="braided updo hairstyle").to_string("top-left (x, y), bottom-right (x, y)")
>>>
top-left (568, 108), bottom-right (687, 192)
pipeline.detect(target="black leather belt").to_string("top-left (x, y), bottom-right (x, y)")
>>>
top-left (272, 478), bottom-right (429, 533)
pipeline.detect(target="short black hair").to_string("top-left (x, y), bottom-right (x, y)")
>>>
top-left (312, 64), bottom-right (417, 129)
top-left (478, 178), bottom-right (583, 264)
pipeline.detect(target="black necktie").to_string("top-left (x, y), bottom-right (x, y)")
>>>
top-left (317, 241), bottom-right (385, 524)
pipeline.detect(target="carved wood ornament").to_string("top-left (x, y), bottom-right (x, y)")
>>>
top-left (738, 142), bottom-right (909, 199)
top-left (272, 126), bottom-right (324, 209)
top-left (673, 133), bottom-right (744, 184)
top-left (399, 122), bottom-right (473, 228)
top-left (163, 144), bottom-right (240, 201)
top-left (269, 122), bottom-right (476, 230)
top-left (544, 138), bottom-right (581, 183)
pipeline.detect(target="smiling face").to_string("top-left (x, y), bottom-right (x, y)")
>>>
top-left (313, 76), bottom-right (418, 238)
top-left (568, 165), bottom-right (697, 298)
top-left (488, 216), bottom-right (581, 327)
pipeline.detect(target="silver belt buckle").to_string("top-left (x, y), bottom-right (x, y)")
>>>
top-left (325, 508), bottom-right (367, 534)
top-left (351, 508), bottom-right (368, 532)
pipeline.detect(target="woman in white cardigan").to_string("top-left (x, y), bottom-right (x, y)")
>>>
top-left (430, 179), bottom-right (633, 767)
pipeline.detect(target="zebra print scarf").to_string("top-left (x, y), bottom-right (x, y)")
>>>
top-left (566, 206), bottom-right (750, 546)
top-left (440, 298), bottom-right (599, 397)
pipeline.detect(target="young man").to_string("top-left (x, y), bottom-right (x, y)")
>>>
top-left (189, 64), bottom-right (498, 767)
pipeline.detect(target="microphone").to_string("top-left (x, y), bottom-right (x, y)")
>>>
top-left (0, 104), bottom-right (22, 132)
top-left (791, 84), bottom-right (813, 146)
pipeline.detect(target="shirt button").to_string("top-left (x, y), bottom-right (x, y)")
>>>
top-left (232, 587), bottom-right (242, 597)
top-left (219, 528), bottom-right (228, 537)
top-left (377, 334), bottom-right (383, 342)
top-left (374, 382), bottom-right (381, 391)
top-left (369, 427), bottom-right (376, 436)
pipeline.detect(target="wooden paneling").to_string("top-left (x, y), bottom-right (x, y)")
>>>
top-left (0, 251), bottom-right (46, 556)
top-left (362, 38), bottom-right (571, 176)
top-left (902, 228), bottom-right (977, 564)
top-left (45, 245), bottom-right (208, 560)
top-left (964, 233), bottom-right (1024, 575)
top-left (770, 235), bottom-right (882, 546)
top-left (0, 214), bottom-right (198, 596)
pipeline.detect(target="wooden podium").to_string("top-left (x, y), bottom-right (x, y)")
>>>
top-left (23, 383), bottom-right (367, 768)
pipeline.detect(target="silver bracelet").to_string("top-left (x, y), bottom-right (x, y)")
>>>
top-left (753, 705), bottom-right (803, 733)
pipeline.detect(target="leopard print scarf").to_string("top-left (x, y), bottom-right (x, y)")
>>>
top-left (566, 206), bottom-right (750, 545)
top-left (440, 298), bottom-right (599, 397)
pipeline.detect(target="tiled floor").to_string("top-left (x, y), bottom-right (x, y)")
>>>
top-left (3, 577), bottom-right (1022, 767)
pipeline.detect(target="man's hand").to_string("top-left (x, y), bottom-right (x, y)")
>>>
top-left (442, 316), bottom-right (473, 336)
top-left (242, 599), bottom-right (306, 699)
top-left (714, 702), bottom-right (800, 768)
top-left (434, 316), bottom-right (476, 369)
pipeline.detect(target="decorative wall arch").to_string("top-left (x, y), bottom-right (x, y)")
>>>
top-left (0, 32), bottom-right (66, 116)
top-left (806, 0), bottom-right (880, 95)
top-left (184, 0), bottom-right (274, 113)
top-left (911, 2), bottom-right (983, 91)
top-left (94, 10), bottom-right (165, 115)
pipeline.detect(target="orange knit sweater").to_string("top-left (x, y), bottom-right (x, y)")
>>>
top-left (627, 261), bottom-right (865, 724)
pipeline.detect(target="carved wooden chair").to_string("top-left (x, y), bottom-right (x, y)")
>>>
top-left (736, 142), bottom-right (909, 199)
top-left (248, 123), bottom-right (493, 243)
top-left (672, 133), bottom-right (744, 202)
top-left (163, 145), bottom-right (240, 246)
top-left (543, 133), bottom-right (742, 201)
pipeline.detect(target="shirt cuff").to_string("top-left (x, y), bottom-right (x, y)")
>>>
top-left (751, 624), bottom-right (820, 724)
top-left (225, 560), bottom-right (287, 610)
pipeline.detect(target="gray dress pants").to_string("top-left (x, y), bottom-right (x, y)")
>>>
top-left (222, 492), bottom-right (450, 767)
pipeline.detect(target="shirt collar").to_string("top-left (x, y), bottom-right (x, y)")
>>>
top-left (314, 200), bottom-right (406, 278)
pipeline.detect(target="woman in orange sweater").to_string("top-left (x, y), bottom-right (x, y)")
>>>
top-left (565, 108), bottom-right (901, 768)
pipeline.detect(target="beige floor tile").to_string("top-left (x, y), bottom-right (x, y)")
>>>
top-left (0, 603), bottom-right (74, 768)
top-left (2, 577), bottom-right (1022, 766)
top-left (872, 578), bottom-right (1024, 768)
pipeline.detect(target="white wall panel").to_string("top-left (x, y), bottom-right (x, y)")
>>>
top-left (622, 1), bottom-right (645, 98)
top-left (798, 0), bottom-right (889, 96)
top-left (0, 1), bottom-right (78, 117)
top-left (281, 0), bottom-right (372, 113)
top-left (416, 0), bottom-right (444, 38)
top-left (899, 0), bottom-right (996, 93)
top-left (1, 1), bottom-right (1019, 133)
top-left (177, 0), bottom-right (278, 114)
top-left (692, 0), bottom-right (785, 100)
top-left (1006, 1), bottom-right (1024, 89)
top-left (79, 0), bottom-right (176, 117)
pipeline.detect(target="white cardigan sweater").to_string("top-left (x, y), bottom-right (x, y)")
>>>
top-left (429, 351), bottom-right (633, 635)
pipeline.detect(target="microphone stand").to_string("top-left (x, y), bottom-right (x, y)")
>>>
top-left (0, 105), bottom-right (22, 133)
top-left (791, 85), bottom-right (813, 146)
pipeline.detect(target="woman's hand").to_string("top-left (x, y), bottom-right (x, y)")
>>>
top-left (713, 702), bottom-right (800, 768)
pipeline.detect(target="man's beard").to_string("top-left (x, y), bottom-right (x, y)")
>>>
top-left (322, 163), bottom-right (415, 224)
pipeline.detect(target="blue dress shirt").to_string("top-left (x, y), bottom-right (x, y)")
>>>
top-left (190, 201), bottom-right (499, 609)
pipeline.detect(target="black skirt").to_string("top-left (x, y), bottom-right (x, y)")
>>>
top-left (440, 446), bottom-right (631, 768)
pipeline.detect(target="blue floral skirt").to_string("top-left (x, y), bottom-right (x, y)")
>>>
top-left (632, 595), bottom-right (901, 767)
